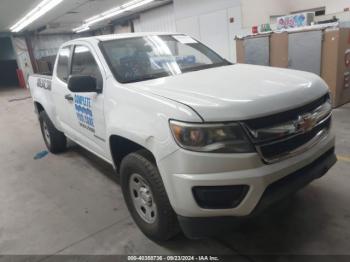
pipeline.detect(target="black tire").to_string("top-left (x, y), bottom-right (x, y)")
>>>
top-left (120, 150), bottom-right (180, 242)
top-left (39, 111), bottom-right (67, 154)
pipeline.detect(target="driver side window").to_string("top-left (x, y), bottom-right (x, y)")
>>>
top-left (71, 45), bottom-right (103, 89)
top-left (56, 46), bottom-right (71, 83)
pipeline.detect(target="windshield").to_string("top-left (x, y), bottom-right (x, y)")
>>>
top-left (100, 35), bottom-right (230, 83)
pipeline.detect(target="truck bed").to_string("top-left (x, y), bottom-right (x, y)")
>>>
top-left (30, 74), bottom-right (52, 91)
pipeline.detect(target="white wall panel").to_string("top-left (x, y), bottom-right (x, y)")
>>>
top-left (134, 0), bottom-right (243, 61)
top-left (135, 4), bottom-right (176, 33)
top-left (199, 9), bottom-right (230, 59)
top-left (241, 0), bottom-right (289, 28)
top-left (173, 0), bottom-right (240, 20)
top-left (175, 17), bottom-right (201, 39)
top-left (173, 0), bottom-right (242, 62)
top-left (228, 6), bottom-right (243, 63)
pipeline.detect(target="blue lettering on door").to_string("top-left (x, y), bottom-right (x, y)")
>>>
top-left (74, 95), bottom-right (95, 133)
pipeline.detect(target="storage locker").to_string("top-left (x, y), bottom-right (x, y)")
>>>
top-left (288, 30), bottom-right (323, 75)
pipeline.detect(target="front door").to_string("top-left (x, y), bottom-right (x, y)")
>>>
top-left (52, 45), bottom-right (76, 134)
top-left (58, 44), bottom-right (107, 158)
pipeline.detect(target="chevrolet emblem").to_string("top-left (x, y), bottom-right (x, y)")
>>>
top-left (294, 114), bottom-right (318, 133)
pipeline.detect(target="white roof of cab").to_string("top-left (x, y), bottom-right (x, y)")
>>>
top-left (93, 32), bottom-right (180, 42)
top-left (61, 32), bottom-right (184, 47)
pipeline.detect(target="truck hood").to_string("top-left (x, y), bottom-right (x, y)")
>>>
top-left (129, 64), bottom-right (329, 121)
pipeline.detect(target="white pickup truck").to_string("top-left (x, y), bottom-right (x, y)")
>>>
top-left (29, 33), bottom-right (336, 241)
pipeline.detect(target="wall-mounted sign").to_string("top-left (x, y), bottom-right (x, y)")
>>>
top-left (277, 13), bottom-right (315, 30)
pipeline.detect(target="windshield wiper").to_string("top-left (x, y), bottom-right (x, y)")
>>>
top-left (182, 62), bottom-right (230, 73)
top-left (126, 73), bottom-right (170, 83)
top-left (125, 62), bottom-right (232, 83)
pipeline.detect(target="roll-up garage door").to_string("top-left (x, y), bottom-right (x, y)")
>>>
top-left (288, 30), bottom-right (323, 75)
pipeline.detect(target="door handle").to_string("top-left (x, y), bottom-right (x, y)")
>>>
top-left (64, 94), bottom-right (74, 102)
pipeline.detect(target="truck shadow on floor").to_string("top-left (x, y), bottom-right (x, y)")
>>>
top-left (64, 143), bottom-right (341, 254)
top-left (67, 142), bottom-right (120, 184)
top-left (213, 188), bottom-right (342, 255)
top-left (64, 143), bottom-right (236, 254)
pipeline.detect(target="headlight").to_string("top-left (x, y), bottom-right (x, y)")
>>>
top-left (169, 120), bottom-right (254, 153)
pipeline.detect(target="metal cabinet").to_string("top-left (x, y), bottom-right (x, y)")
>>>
top-left (288, 30), bottom-right (323, 75)
top-left (244, 36), bottom-right (270, 66)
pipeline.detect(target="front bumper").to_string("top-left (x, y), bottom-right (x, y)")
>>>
top-left (158, 131), bottom-right (335, 218)
top-left (177, 147), bottom-right (336, 238)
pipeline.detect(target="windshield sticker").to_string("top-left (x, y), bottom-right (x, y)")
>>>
top-left (150, 55), bottom-right (197, 69)
top-left (176, 55), bottom-right (196, 65)
top-left (74, 95), bottom-right (95, 133)
top-left (172, 35), bottom-right (198, 44)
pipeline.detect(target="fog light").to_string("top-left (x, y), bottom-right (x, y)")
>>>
top-left (193, 185), bottom-right (249, 209)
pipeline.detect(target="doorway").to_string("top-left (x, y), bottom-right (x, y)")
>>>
top-left (0, 37), bottom-right (19, 89)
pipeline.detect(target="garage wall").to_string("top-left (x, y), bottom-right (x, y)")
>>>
top-left (0, 37), bottom-right (18, 86)
top-left (0, 37), bottom-right (16, 60)
top-left (133, 4), bottom-right (176, 33)
top-left (173, 0), bottom-right (241, 62)
top-left (12, 37), bottom-right (33, 87)
top-left (239, 0), bottom-right (350, 28)
top-left (173, 0), bottom-right (240, 20)
top-left (288, 0), bottom-right (350, 14)
top-left (30, 34), bottom-right (79, 74)
top-left (31, 34), bottom-right (75, 60)
top-left (132, 0), bottom-right (243, 62)
top-left (114, 23), bottom-right (132, 34)
top-left (241, 0), bottom-right (289, 28)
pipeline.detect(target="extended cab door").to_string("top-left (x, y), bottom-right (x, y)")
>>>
top-left (54, 43), bottom-right (108, 159)
top-left (52, 45), bottom-right (75, 135)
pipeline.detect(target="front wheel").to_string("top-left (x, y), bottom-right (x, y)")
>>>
top-left (39, 111), bottom-right (67, 154)
top-left (120, 150), bottom-right (180, 242)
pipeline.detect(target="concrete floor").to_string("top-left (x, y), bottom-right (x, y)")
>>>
top-left (1, 87), bottom-right (350, 257)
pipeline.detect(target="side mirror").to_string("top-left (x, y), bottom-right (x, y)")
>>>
top-left (67, 75), bottom-right (98, 93)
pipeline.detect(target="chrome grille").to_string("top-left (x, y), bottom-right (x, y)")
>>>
top-left (243, 94), bottom-right (332, 164)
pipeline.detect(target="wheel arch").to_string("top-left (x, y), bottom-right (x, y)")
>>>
top-left (34, 101), bottom-right (45, 114)
top-left (109, 135), bottom-right (156, 173)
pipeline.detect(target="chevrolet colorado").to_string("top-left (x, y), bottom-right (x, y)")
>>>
top-left (29, 33), bottom-right (336, 241)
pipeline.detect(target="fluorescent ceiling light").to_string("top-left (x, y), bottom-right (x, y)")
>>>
top-left (123, 0), bottom-right (154, 11)
top-left (73, 0), bottom-right (154, 33)
top-left (75, 26), bottom-right (90, 33)
top-left (10, 0), bottom-right (63, 32)
top-left (86, 8), bottom-right (124, 26)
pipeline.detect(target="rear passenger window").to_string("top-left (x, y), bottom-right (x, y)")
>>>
top-left (56, 47), bottom-right (71, 82)
top-left (71, 45), bottom-right (103, 88)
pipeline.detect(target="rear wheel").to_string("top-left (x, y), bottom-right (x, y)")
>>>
top-left (39, 111), bottom-right (67, 154)
top-left (120, 150), bottom-right (180, 242)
